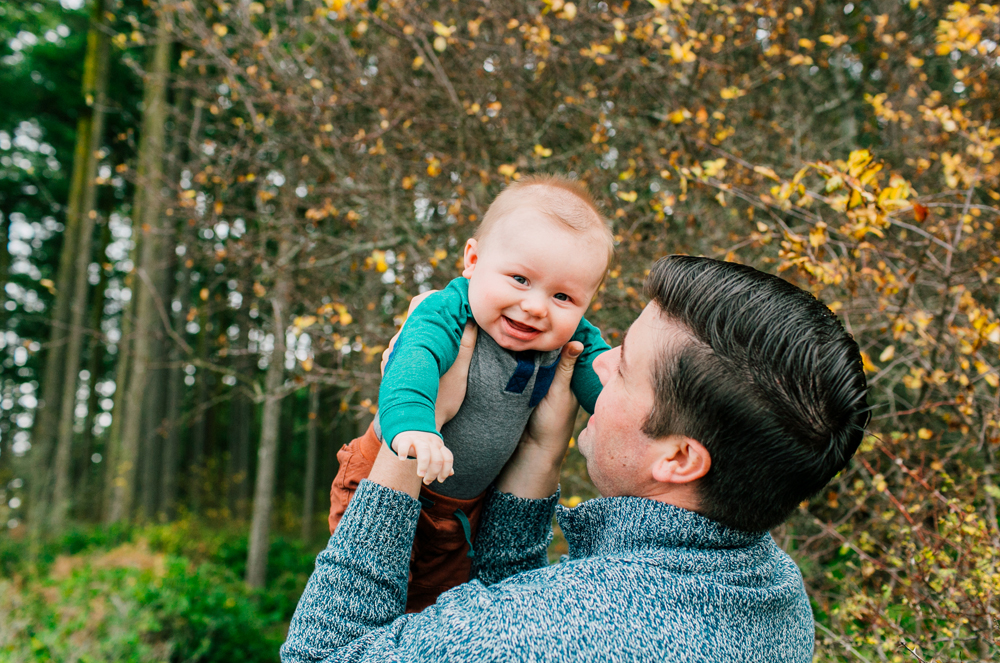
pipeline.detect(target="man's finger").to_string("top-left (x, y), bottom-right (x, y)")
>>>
top-left (554, 341), bottom-right (584, 384)
top-left (457, 322), bottom-right (477, 363)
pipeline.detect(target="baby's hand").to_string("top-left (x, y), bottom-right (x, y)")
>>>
top-left (391, 431), bottom-right (454, 485)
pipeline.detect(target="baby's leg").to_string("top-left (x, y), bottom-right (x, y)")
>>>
top-left (328, 421), bottom-right (382, 534)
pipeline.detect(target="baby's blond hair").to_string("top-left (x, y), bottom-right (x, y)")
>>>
top-left (474, 174), bottom-right (615, 269)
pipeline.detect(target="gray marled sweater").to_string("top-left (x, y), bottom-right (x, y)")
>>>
top-left (281, 480), bottom-right (814, 662)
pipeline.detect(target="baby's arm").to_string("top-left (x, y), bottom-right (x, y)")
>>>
top-left (377, 279), bottom-right (472, 478)
top-left (390, 431), bottom-right (454, 485)
top-left (568, 317), bottom-right (611, 414)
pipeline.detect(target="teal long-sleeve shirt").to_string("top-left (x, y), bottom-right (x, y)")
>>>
top-left (377, 277), bottom-right (608, 452)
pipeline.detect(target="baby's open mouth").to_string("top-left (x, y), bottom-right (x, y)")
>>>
top-left (502, 316), bottom-right (542, 339)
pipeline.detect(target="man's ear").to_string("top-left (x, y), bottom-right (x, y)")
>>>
top-left (462, 238), bottom-right (479, 278)
top-left (650, 436), bottom-right (711, 485)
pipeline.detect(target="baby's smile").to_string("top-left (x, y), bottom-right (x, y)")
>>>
top-left (501, 315), bottom-right (544, 341)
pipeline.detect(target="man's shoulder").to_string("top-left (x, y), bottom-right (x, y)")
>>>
top-left (441, 551), bottom-right (813, 661)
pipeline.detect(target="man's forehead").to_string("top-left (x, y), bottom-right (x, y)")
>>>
top-left (622, 303), bottom-right (690, 366)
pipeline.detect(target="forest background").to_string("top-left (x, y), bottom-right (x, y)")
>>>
top-left (0, 0), bottom-right (998, 661)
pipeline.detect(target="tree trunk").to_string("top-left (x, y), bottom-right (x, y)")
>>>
top-left (158, 89), bottom-right (195, 520)
top-left (0, 210), bottom-right (10, 329)
top-left (159, 221), bottom-right (191, 519)
top-left (188, 302), bottom-right (210, 512)
top-left (48, 0), bottom-right (112, 533)
top-left (107, 11), bottom-right (172, 524)
top-left (246, 238), bottom-right (293, 589)
top-left (227, 293), bottom-right (253, 519)
top-left (75, 222), bottom-right (111, 520)
top-left (301, 382), bottom-right (319, 541)
top-left (101, 268), bottom-right (132, 523)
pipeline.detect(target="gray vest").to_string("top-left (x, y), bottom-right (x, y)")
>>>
top-left (375, 331), bottom-right (560, 499)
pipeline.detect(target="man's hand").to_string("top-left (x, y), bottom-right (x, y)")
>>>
top-left (390, 431), bottom-right (454, 485)
top-left (381, 289), bottom-right (477, 428)
top-left (495, 341), bottom-right (584, 499)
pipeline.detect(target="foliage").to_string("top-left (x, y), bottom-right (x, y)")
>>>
top-left (2, 0), bottom-right (999, 660)
top-left (0, 520), bottom-right (314, 662)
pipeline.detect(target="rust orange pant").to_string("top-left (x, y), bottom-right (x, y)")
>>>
top-left (329, 422), bottom-right (486, 613)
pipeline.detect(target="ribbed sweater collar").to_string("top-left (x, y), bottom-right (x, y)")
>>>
top-left (556, 496), bottom-right (766, 559)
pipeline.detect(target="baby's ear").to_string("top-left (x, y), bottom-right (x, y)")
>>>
top-left (462, 238), bottom-right (479, 278)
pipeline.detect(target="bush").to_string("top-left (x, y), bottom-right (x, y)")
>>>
top-left (0, 521), bottom-right (319, 662)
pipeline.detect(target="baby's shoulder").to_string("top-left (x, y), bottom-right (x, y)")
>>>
top-left (410, 277), bottom-right (470, 317)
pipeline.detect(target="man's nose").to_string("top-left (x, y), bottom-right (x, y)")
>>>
top-left (592, 347), bottom-right (617, 385)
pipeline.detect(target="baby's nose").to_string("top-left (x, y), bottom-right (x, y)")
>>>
top-left (520, 296), bottom-right (548, 317)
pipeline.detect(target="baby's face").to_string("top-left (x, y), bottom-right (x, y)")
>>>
top-left (463, 207), bottom-right (608, 353)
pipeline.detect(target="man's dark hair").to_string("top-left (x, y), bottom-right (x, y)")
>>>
top-left (642, 255), bottom-right (869, 532)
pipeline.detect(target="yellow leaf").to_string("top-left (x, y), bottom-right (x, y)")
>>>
top-left (401, 175), bottom-right (416, 190)
top-left (667, 108), bottom-right (690, 124)
top-left (301, 357), bottom-right (314, 372)
top-left (412, 56), bottom-right (425, 70)
top-left (200, 288), bottom-right (209, 301)
top-left (498, 164), bottom-right (518, 178)
top-left (917, 428), bottom-right (934, 440)
top-left (534, 144), bottom-right (553, 157)
top-left (753, 165), bottom-right (780, 181)
top-left (809, 224), bottom-right (826, 248)
top-left (617, 190), bottom-right (637, 202)
top-left (433, 36), bottom-right (447, 52)
top-left (846, 149), bottom-right (873, 177)
top-left (294, 315), bottom-right (318, 330)
top-left (715, 191), bottom-right (726, 207)
top-left (213, 24), bottom-right (228, 37)
top-left (720, 86), bottom-right (745, 100)
top-left (879, 345), bottom-right (896, 362)
top-left (558, 3), bottom-right (577, 20)
top-left (860, 351), bottom-right (877, 373)
top-left (432, 21), bottom-right (457, 37)
top-left (426, 158), bottom-right (442, 177)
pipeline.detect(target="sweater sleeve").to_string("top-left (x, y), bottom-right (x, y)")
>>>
top-left (376, 279), bottom-right (471, 448)
top-left (279, 480), bottom-right (560, 663)
top-left (569, 317), bottom-right (610, 415)
top-left (471, 487), bottom-right (559, 586)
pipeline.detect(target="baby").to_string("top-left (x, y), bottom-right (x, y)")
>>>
top-left (329, 174), bottom-right (613, 611)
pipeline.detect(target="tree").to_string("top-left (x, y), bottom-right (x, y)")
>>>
top-left (107, 6), bottom-right (172, 524)
top-left (246, 235), bottom-right (293, 589)
top-left (49, 0), bottom-right (112, 532)
top-left (301, 381), bottom-right (319, 541)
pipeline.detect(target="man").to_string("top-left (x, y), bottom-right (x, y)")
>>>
top-left (281, 256), bottom-right (869, 662)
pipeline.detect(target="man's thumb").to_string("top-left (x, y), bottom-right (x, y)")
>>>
top-left (557, 341), bottom-right (583, 377)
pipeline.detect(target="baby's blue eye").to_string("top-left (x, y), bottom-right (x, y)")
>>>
top-left (554, 293), bottom-right (570, 302)
top-left (512, 275), bottom-right (527, 285)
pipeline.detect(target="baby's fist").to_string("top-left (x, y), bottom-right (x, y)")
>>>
top-left (391, 431), bottom-right (454, 486)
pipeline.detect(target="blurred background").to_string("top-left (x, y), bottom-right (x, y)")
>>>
top-left (0, 0), bottom-right (997, 660)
